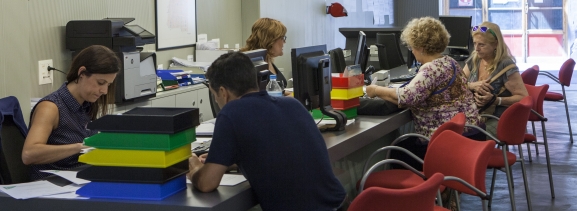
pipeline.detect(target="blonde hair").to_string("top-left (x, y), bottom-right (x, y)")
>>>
top-left (400, 16), bottom-right (450, 55)
top-left (470, 21), bottom-right (515, 75)
top-left (240, 18), bottom-right (287, 63)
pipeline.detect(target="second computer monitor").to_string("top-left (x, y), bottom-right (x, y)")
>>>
top-left (291, 45), bottom-right (329, 111)
top-left (242, 49), bottom-right (270, 91)
top-left (439, 15), bottom-right (472, 49)
top-left (376, 33), bottom-right (406, 69)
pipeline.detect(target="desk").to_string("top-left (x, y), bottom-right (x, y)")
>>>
top-left (0, 110), bottom-right (412, 211)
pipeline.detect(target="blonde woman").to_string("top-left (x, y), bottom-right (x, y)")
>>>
top-left (240, 18), bottom-right (289, 92)
top-left (463, 21), bottom-right (528, 136)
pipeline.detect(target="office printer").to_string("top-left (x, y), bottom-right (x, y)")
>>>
top-left (66, 18), bottom-right (157, 103)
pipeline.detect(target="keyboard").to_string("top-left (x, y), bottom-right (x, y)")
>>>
top-left (390, 73), bottom-right (416, 82)
top-left (191, 139), bottom-right (211, 156)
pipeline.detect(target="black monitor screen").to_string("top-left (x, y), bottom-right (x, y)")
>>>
top-left (291, 45), bottom-right (330, 111)
top-left (376, 33), bottom-right (406, 69)
top-left (439, 16), bottom-right (472, 49)
top-left (354, 31), bottom-right (367, 66)
top-left (243, 49), bottom-right (269, 91)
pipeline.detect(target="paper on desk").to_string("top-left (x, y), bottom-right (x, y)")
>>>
top-left (0, 181), bottom-right (75, 199)
top-left (317, 119), bottom-right (355, 127)
top-left (40, 170), bottom-right (91, 185)
top-left (186, 174), bottom-right (247, 186)
top-left (196, 122), bottom-right (215, 136)
top-left (39, 184), bottom-right (88, 199)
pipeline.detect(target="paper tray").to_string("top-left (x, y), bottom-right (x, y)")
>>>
top-left (84, 128), bottom-right (195, 150)
top-left (79, 144), bottom-right (191, 168)
top-left (76, 175), bottom-right (186, 200)
top-left (87, 107), bottom-right (199, 134)
top-left (77, 160), bottom-right (189, 184)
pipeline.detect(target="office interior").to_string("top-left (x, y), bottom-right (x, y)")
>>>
top-left (1, 0), bottom-right (577, 210)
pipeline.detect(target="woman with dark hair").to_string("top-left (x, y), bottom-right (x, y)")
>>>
top-left (23, 45), bottom-right (121, 180)
top-left (240, 17), bottom-right (289, 94)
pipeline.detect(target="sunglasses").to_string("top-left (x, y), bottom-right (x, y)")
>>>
top-left (472, 26), bottom-right (497, 39)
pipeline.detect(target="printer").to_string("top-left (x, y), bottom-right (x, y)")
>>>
top-left (66, 18), bottom-right (157, 103)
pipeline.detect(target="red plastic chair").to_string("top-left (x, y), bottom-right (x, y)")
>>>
top-left (465, 96), bottom-right (534, 211)
top-left (349, 173), bottom-right (448, 211)
top-left (539, 58), bottom-right (575, 143)
top-left (523, 84), bottom-right (554, 198)
top-left (359, 113), bottom-right (466, 190)
top-left (521, 66), bottom-right (539, 86)
top-left (359, 130), bottom-right (494, 210)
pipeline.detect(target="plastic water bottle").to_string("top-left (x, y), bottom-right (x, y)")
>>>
top-left (266, 75), bottom-right (283, 97)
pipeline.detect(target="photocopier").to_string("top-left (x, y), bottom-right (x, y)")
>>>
top-left (66, 18), bottom-right (157, 103)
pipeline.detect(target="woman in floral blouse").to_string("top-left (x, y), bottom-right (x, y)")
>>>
top-left (366, 17), bottom-right (483, 170)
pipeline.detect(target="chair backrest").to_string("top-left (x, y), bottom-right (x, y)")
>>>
top-left (521, 66), bottom-right (539, 86)
top-left (558, 58), bottom-right (575, 86)
top-left (349, 172), bottom-right (445, 211)
top-left (329, 48), bottom-right (346, 73)
top-left (496, 96), bottom-right (533, 145)
top-left (0, 116), bottom-right (30, 184)
top-left (429, 113), bottom-right (466, 143)
top-left (524, 84), bottom-right (549, 121)
top-left (424, 130), bottom-right (494, 196)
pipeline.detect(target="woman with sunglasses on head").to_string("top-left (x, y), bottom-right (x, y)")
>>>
top-left (22, 45), bottom-right (120, 180)
top-left (366, 17), bottom-right (482, 171)
top-left (240, 17), bottom-right (290, 96)
top-left (463, 22), bottom-right (528, 137)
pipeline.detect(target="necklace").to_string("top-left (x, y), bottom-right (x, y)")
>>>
top-left (478, 60), bottom-right (491, 80)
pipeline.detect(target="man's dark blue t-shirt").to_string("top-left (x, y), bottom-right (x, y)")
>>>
top-left (205, 91), bottom-right (345, 210)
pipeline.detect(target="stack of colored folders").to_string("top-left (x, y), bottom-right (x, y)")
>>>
top-left (313, 73), bottom-right (364, 119)
top-left (76, 107), bottom-right (200, 200)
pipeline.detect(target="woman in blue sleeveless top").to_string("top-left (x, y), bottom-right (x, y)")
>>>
top-left (23, 45), bottom-right (121, 180)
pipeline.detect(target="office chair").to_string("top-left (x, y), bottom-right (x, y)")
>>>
top-left (523, 84), bottom-right (554, 198)
top-left (539, 58), bottom-right (575, 143)
top-left (350, 173), bottom-right (448, 211)
top-left (359, 130), bottom-right (494, 210)
top-left (465, 96), bottom-right (534, 211)
top-left (0, 97), bottom-right (30, 184)
top-left (376, 33), bottom-right (406, 70)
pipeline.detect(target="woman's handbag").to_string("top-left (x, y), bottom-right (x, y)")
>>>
top-left (477, 64), bottom-right (516, 115)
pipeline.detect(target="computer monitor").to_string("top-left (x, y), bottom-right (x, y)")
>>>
top-left (406, 49), bottom-right (417, 68)
top-left (439, 16), bottom-right (472, 50)
top-left (354, 31), bottom-right (367, 68)
top-left (376, 33), bottom-right (406, 69)
top-left (242, 49), bottom-right (270, 91)
top-left (291, 45), bottom-right (345, 131)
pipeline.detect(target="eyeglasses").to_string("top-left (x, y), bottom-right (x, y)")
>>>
top-left (472, 26), bottom-right (497, 39)
top-left (281, 36), bottom-right (287, 42)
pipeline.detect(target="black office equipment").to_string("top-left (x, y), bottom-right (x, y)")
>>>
top-left (66, 18), bottom-right (157, 103)
top-left (329, 48), bottom-right (346, 73)
top-left (291, 45), bottom-right (346, 131)
top-left (87, 107), bottom-right (199, 134)
top-left (243, 49), bottom-right (271, 91)
top-left (439, 16), bottom-right (473, 60)
top-left (376, 33), bottom-right (406, 70)
top-left (77, 160), bottom-right (189, 184)
top-left (390, 72), bottom-right (417, 83)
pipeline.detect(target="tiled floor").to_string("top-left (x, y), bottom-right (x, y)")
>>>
top-left (459, 70), bottom-right (577, 211)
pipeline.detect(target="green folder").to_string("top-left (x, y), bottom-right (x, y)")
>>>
top-left (84, 128), bottom-right (195, 151)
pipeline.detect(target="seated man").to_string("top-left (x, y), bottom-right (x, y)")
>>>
top-left (187, 52), bottom-right (346, 210)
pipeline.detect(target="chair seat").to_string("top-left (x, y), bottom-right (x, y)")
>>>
top-left (524, 134), bottom-right (537, 143)
top-left (544, 91), bottom-right (564, 101)
top-left (435, 206), bottom-right (451, 211)
top-left (357, 169), bottom-right (425, 190)
top-left (487, 148), bottom-right (517, 168)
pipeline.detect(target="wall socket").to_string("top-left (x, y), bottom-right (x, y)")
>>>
top-left (38, 59), bottom-right (54, 85)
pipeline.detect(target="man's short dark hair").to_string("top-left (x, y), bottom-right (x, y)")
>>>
top-left (206, 52), bottom-right (259, 96)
